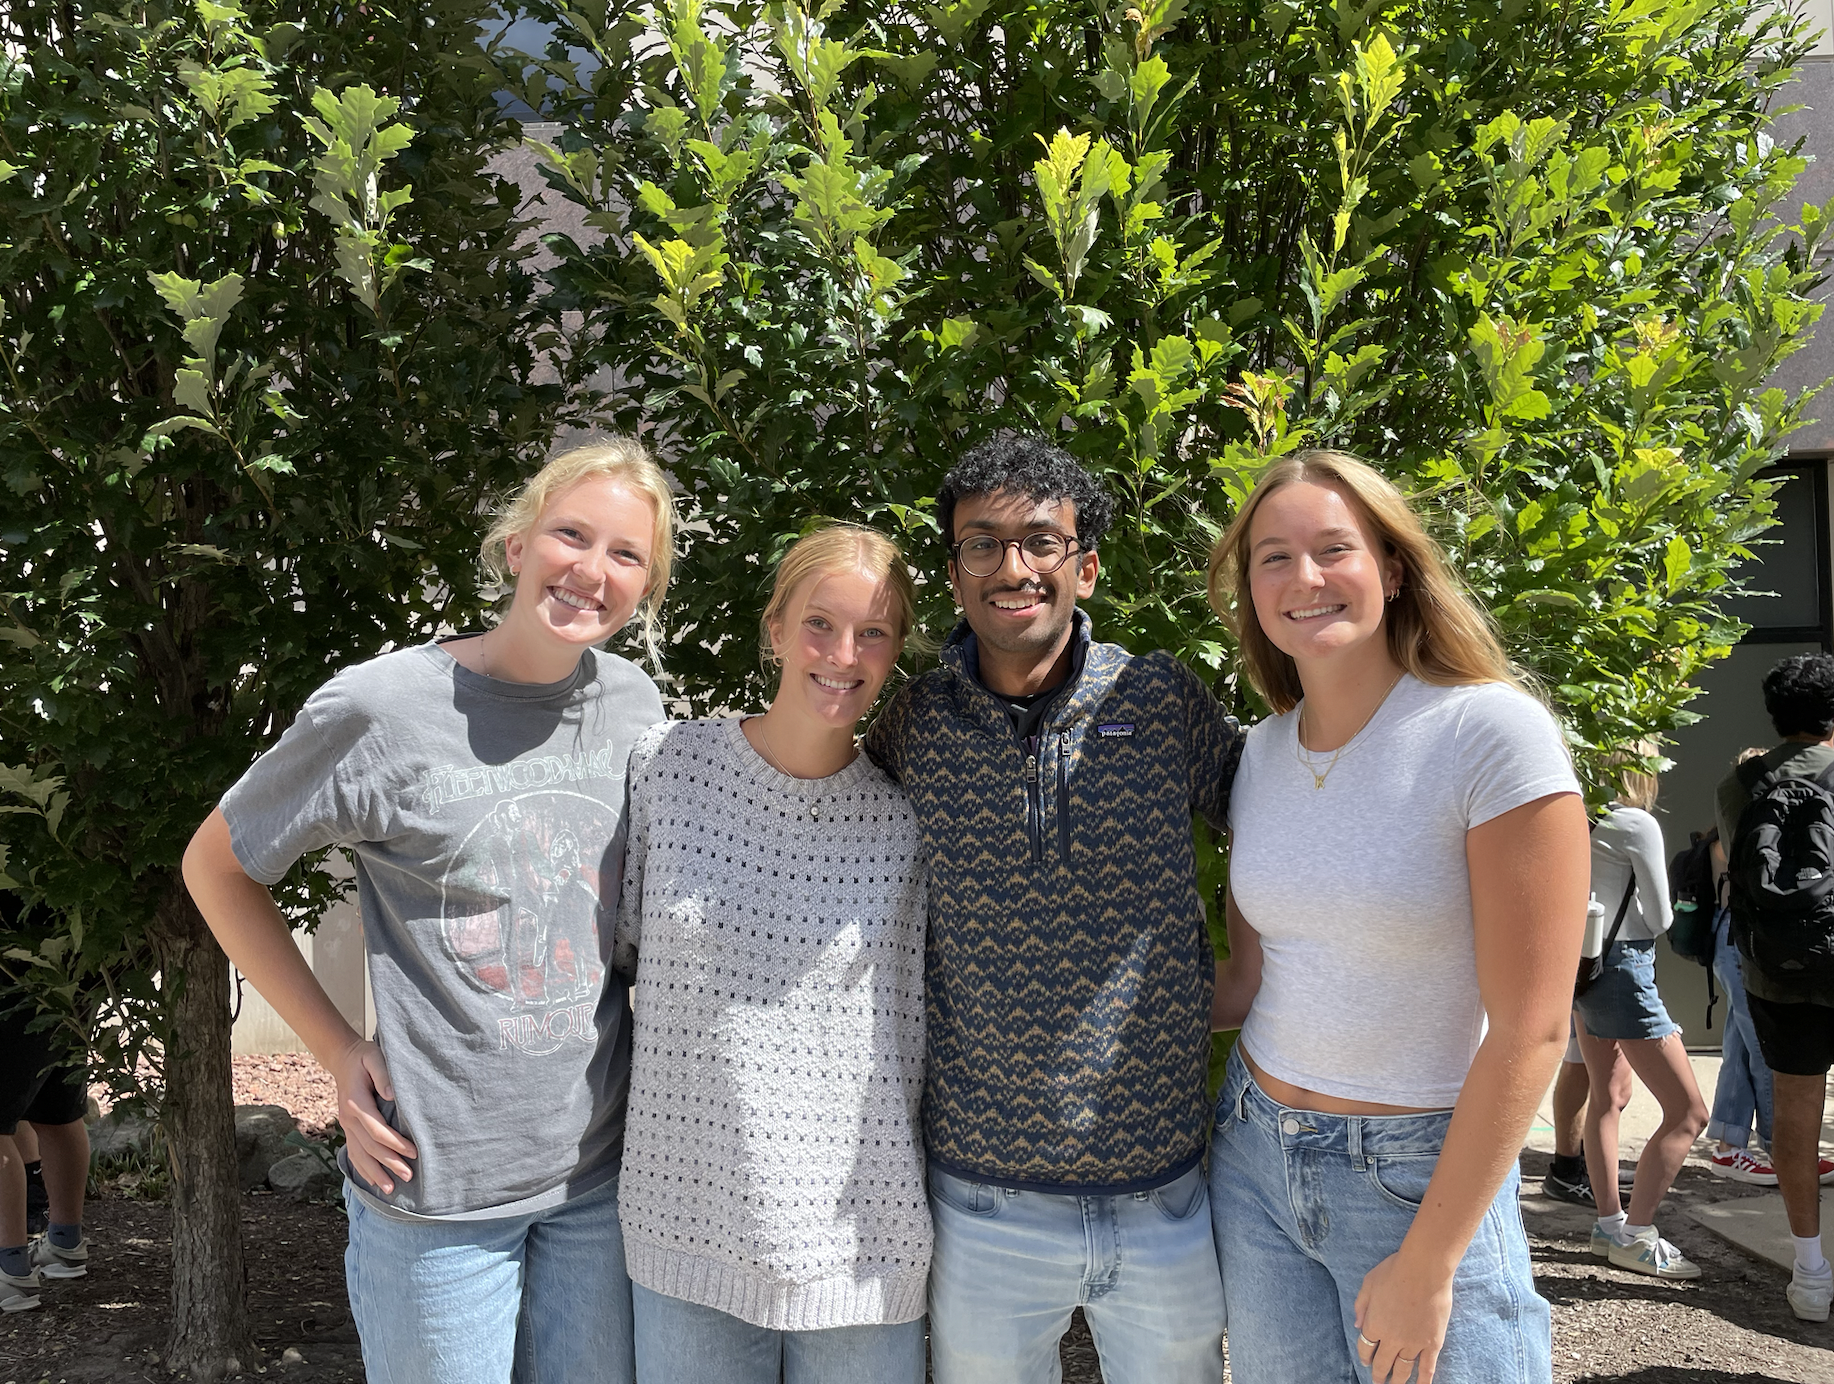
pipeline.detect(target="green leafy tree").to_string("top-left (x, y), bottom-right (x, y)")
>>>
top-left (505, 0), bottom-right (1829, 1078)
top-left (0, 1), bottom-right (554, 1370)
top-left (510, 12), bottom-right (1823, 805)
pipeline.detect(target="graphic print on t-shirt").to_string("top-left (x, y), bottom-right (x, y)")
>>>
top-left (438, 788), bottom-right (619, 1057)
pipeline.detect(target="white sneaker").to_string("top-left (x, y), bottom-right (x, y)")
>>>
top-left (0, 1266), bottom-right (40, 1313)
top-left (1790, 1265), bottom-right (1833, 1322)
top-left (31, 1235), bottom-right (88, 1279)
top-left (1606, 1226), bottom-right (1702, 1280)
top-left (1590, 1219), bottom-right (1629, 1257)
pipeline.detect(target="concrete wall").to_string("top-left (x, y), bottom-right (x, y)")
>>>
top-left (229, 857), bottom-right (373, 1056)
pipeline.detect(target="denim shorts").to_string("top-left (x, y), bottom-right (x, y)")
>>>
top-left (1209, 1050), bottom-right (1550, 1384)
top-left (1573, 937), bottom-right (1679, 1042)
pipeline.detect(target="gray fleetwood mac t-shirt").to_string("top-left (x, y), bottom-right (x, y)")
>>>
top-left (220, 641), bottom-right (665, 1218)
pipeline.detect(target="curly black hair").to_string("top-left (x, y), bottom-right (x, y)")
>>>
top-left (937, 433), bottom-right (1115, 552)
top-left (1763, 652), bottom-right (1834, 738)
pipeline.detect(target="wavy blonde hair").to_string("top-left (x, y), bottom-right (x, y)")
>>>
top-left (1207, 450), bottom-right (1518, 714)
top-left (1609, 739), bottom-right (1661, 811)
top-left (481, 437), bottom-right (679, 669)
top-left (759, 522), bottom-right (931, 667)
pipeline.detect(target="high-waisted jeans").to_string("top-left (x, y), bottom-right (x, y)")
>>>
top-left (1209, 1050), bottom-right (1551, 1384)
top-left (343, 1173), bottom-right (633, 1384)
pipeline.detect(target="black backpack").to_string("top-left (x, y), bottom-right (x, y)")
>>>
top-left (1727, 755), bottom-right (1834, 981)
top-left (1666, 828), bottom-right (1719, 966)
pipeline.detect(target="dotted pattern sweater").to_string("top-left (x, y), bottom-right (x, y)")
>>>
top-left (613, 718), bottom-right (931, 1331)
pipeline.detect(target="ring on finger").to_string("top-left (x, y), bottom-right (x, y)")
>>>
top-left (1357, 1332), bottom-right (1377, 1353)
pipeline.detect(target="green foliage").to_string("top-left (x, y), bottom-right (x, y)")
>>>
top-left (0, 0), bottom-right (554, 1095)
top-left (506, 0), bottom-right (1827, 802)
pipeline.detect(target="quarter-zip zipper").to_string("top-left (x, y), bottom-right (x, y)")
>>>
top-left (1057, 730), bottom-right (1071, 862)
top-left (1025, 748), bottom-right (1042, 862)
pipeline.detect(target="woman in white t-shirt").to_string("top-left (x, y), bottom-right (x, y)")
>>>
top-left (1206, 451), bottom-right (1588, 1384)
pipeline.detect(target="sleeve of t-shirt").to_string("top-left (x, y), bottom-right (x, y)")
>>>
top-left (218, 685), bottom-right (374, 886)
top-left (1175, 658), bottom-right (1243, 833)
top-left (1456, 684), bottom-right (1582, 830)
top-left (863, 683), bottom-right (913, 784)
top-left (1620, 807), bottom-right (1674, 933)
top-left (612, 723), bottom-right (669, 980)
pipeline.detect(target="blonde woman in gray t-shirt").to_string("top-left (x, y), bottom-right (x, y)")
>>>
top-left (183, 440), bottom-right (677, 1384)
top-left (1204, 451), bottom-right (1588, 1384)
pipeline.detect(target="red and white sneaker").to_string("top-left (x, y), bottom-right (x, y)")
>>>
top-left (1710, 1147), bottom-right (1779, 1185)
top-left (1820, 1157), bottom-right (1834, 1186)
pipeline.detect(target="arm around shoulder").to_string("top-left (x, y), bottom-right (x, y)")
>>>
top-left (611, 724), bottom-right (670, 978)
top-left (863, 679), bottom-right (917, 783)
top-left (1175, 656), bottom-right (1243, 831)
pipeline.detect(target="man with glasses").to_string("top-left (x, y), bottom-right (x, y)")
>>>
top-left (865, 433), bottom-right (1242, 1384)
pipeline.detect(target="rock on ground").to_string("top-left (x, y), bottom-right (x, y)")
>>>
top-left (235, 1104), bottom-right (299, 1192)
top-left (267, 1149), bottom-right (342, 1202)
top-left (86, 1107), bottom-right (156, 1162)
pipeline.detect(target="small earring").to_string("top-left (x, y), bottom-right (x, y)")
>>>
top-left (1386, 588), bottom-right (1400, 603)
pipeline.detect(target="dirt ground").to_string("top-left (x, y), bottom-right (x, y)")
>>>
top-left (6, 1155), bottom-right (1833, 1383)
top-left (1, 1192), bottom-right (363, 1383)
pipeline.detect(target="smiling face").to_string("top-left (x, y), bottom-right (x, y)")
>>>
top-left (501, 477), bottom-right (657, 651)
top-left (948, 490), bottom-right (1098, 664)
top-left (767, 564), bottom-right (905, 733)
top-left (1246, 479), bottom-right (1402, 673)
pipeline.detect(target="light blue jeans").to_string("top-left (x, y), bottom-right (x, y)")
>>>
top-left (925, 1159), bottom-right (1225, 1384)
top-left (1708, 905), bottom-right (1775, 1149)
top-left (1210, 1051), bottom-right (1550, 1384)
top-left (632, 1283), bottom-right (925, 1384)
top-left (344, 1173), bottom-right (634, 1384)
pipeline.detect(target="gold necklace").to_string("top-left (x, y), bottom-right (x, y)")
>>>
top-left (1294, 670), bottom-right (1405, 790)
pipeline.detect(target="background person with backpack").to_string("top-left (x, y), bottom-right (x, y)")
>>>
top-left (1717, 652), bottom-right (1834, 1323)
top-left (1574, 755), bottom-right (1709, 1280)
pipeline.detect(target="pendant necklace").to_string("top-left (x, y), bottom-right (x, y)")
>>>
top-left (1294, 669), bottom-right (1405, 790)
top-left (752, 716), bottom-right (824, 819)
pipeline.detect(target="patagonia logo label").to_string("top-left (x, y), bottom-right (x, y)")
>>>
top-left (1097, 723), bottom-right (1135, 738)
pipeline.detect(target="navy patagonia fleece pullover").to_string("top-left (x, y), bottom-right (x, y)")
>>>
top-left (865, 611), bottom-right (1244, 1194)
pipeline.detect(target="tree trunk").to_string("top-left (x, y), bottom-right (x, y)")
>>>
top-left (154, 876), bottom-right (253, 1379)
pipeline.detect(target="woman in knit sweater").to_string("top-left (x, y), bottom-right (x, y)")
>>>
top-left (614, 524), bottom-right (931, 1384)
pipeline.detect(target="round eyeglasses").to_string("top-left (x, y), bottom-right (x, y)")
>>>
top-left (951, 533), bottom-right (1082, 578)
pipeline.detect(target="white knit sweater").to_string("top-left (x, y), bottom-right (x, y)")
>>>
top-left (613, 718), bottom-right (931, 1330)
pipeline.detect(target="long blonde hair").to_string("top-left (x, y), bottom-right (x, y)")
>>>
top-left (1609, 739), bottom-right (1660, 811)
top-left (759, 523), bottom-right (929, 666)
top-left (1207, 450), bottom-right (1518, 713)
top-left (482, 438), bottom-right (678, 668)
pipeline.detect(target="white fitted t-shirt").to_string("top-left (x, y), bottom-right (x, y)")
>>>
top-left (1228, 675), bottom-right (1580, 1108)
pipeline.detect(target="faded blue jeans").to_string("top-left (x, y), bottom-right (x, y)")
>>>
top-left (1210, 1050), bottom-right (1550, 1384)
top-left (1708, 905), bottom-right (1775, 1149)
top-left (344, 1172), bottom-right (634, 1384)
top-left (926, 1159), bottom-right (1225, 1384)
top-left (632, 1284), bottom-right (925, 1384)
